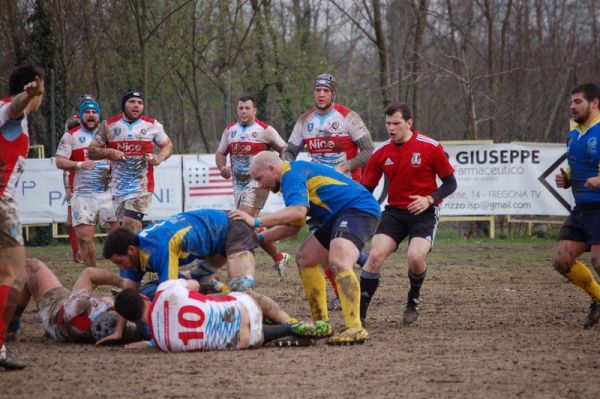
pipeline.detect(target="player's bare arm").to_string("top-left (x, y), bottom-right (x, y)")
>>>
top-left (215, 151), bottom-right (232, 178)
top-left (55, 155), bottom-right (95, 171)
top-left (71, 267), bottom-right (128, 292)
top-left (229, 206), bottom-right (307, 228)
top-left (7, 76), bottom-right (44, 120)
top-left (148, 139), bottom-right (173, 166)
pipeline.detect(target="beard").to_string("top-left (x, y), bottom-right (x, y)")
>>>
top-left (272, 181), bottom-right (281, 193)
top-left (83, 119), bottom-right (99, 130)
top-left (574, 108), bottom-right (591, 125)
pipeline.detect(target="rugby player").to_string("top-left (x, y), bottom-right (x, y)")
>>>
top-left (230, 151), bottom-right (381, 345)
top-left (88, 89), bottom-right (173, 232)
top-left (215, 95), bottom-right (291, 280)
top-left (284, 73), bottom-right (374, 310)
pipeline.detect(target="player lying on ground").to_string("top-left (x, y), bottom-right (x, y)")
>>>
top-left (114, 279), bottom-right (332, 352)
top-left (8, 258), bottom-right (138, 344)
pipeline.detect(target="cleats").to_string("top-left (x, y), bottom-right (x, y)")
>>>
top-left (291, 320), bottom-right (333, 338)
top-left (271, 336), bottom-right (316, 347)
top-left (327, 327), bottom-right (369, 346)
top-left (0, 345), bottom-right (25, 371)
top-left (583, 299), bottom-right (600, 329)
top-left (328, 297), bottom-right (342, 311)
top-left (273, 253), bottom-right (291, 281)
top-left (403, 297), bottom-right (422, 325)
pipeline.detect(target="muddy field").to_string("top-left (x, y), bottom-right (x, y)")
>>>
top-left (2, 238), bottom-right (599, 398)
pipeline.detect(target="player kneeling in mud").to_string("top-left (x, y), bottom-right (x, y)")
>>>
top-left (114, 278), bottom-right (331, 351)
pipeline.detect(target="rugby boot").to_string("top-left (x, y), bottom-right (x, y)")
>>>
top-left (0, 345), bottom-right (25, 371)
top-left (271, 336), bottom-right (316, 347)
top-left (273, 252), bottom-right (291, 281)
top-left (583, 299), bottom-right (600, 329)
top-left (327, 327), bottom-right (369, 345)
top-left (291, 320), bottom-right (333, 338)
top-left (402, 297), bottom-right (422, 325)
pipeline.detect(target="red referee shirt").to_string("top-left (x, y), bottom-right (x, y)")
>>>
top-left (362, 131), bottom-right (454, 208)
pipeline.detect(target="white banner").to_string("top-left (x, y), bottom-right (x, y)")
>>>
top-left (14, 143), bottom-right (574, 223)
top-left (440, 143), bottom-right (572, 216)
top-left (15, 157), bottom-right (183, 224)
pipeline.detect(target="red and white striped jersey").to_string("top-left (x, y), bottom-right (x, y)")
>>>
top-left (56, 126), bottom-right (111, 194)
top-left (94, 114), bottom-right (170, 197)
top-left (217, 119), bottom-right (285, 191)
top-left (0, 98), bottom-right (29, 198)
top-left (149, 280), bottom-right (245, 352)
top-left (288, 104), bottom-right (370, 182)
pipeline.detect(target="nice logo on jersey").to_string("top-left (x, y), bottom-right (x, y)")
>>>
top-left (307, 138), bottom-right (336, 152)
top-left (411, 152), bottom-right (422, 167)
top-left (116, 142), bottom-right (143, 154)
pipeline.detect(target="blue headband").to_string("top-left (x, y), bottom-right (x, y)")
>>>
top-left (79, 100), bottom-right (102, 121)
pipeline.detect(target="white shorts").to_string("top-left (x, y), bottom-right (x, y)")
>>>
top-left (234, 186), bottom-right (269, 210)
top-left (70, 191), bottom-right (117, 227)
top-left (113, 193), bottom-right (152, 220)
top-left (230, 292), bottom-right (264, 348)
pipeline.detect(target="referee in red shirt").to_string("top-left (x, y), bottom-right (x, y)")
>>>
top-left (360, 103), bottom-right (457, 325)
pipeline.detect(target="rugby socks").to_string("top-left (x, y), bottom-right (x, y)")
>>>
top-left (324, 267), bottom-right (340, 298)
top-left (357, 250), bottom-right (368, 267)
top-left (0, 285), bottom-right (19, 347)
top-left (359, 269), bottom-right (380, 320)
top-left (408, 269), bottom-right (427, 300)
top-left (335, 270), bottom-right (363, 329)
top-left (566, 260), bottom-right (600, 300)
top-left (299, 267), bottom-right (329, 322)
top-left (262, 323), bottom-right (292, 343)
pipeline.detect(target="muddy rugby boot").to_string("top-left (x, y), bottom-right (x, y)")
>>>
top-left (291, 320), bottom-right (333, 338)
top-left (327, 327), bottom-right (369, 345)
top-left (583, 299), bottom-right (600, 329)
top-left (0, 344), bottom-right (25, 371)
top-left (402, 297), bottom-right (422, 325)
top-left (271, 336), bottom-right (316, 347)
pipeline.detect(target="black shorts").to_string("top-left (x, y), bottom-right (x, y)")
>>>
top-left (376, 205), bottom-right (439, 249)
top-left (313, 209), bottom-right (380, 251)
top-left (558, 205), bottom-right (600, 244)
top-left (224, 219), bottom-right (259, 256)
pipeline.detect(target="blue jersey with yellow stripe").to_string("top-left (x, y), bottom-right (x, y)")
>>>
top-left (119, 209), bottom-right (229, 284)
top-left (566, 116), bottom-right (600, 205)
top-left (280, 160), bottom-right (381, 225)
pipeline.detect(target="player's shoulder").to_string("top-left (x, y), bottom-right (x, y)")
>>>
top-left (254, 118), bottom-right (270, 129)
top-left (296, 108), bottom-right (317, 123)
top-left (333, 103), bottom-right (352, 117)
top-left (373, 139), bottom-right (393, 154)
top-left (140, 115), bottom-right (156, 124)
top-left (67, 125), bottom-right (82, 135)
top-left (226, 121), bottom-right (238, 130)
top-left (106, 114), bottom-right (123, 125)
top-left (414, 131), bottom-right (440, 147)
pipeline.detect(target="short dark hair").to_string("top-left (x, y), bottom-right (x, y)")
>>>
top-left (385, 102), bottom-right (412, 120)
top-left (9, 65), bottom-right (44, 96)
top-left (115, 288), bottom-right (145, 321)
top-left (571, 83), bottom-right (600, 103)
top-left (103, 227), bottom-right (138, 259)
top-left (238, 95), bottom-right (257, 107)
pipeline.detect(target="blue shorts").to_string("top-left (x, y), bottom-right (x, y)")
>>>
top-left (313, 209), bottom-right (380, 251)
top-left (558, 205), bottom-right (600, 245)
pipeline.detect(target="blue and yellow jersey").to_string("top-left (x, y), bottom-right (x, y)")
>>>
top-left (566, 115), bottom-right (600, 206)
top-left (119, 209), bottom-right (230, 284)
top-left (280, 160), bottom-right (381, 225)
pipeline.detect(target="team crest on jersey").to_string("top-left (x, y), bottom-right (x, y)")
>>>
top-left (411, 152), bottom-right (421, 166)
top-left (113, 128), bottom-right (122, 136)
top-left (78, 136), bottom-right (86, 143)
top-left (307, 123), bottom-right (314, 132)
top-left (231, 130), bottom-right (237, 138)
top-left (140, 128), bottom-right (148, 136)
top-left (252, 131), bottom-right (258, 138)
top-left (587, 137), bottom-right (597, 155)
top-left (331, 121), bottom-right (339, 130)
